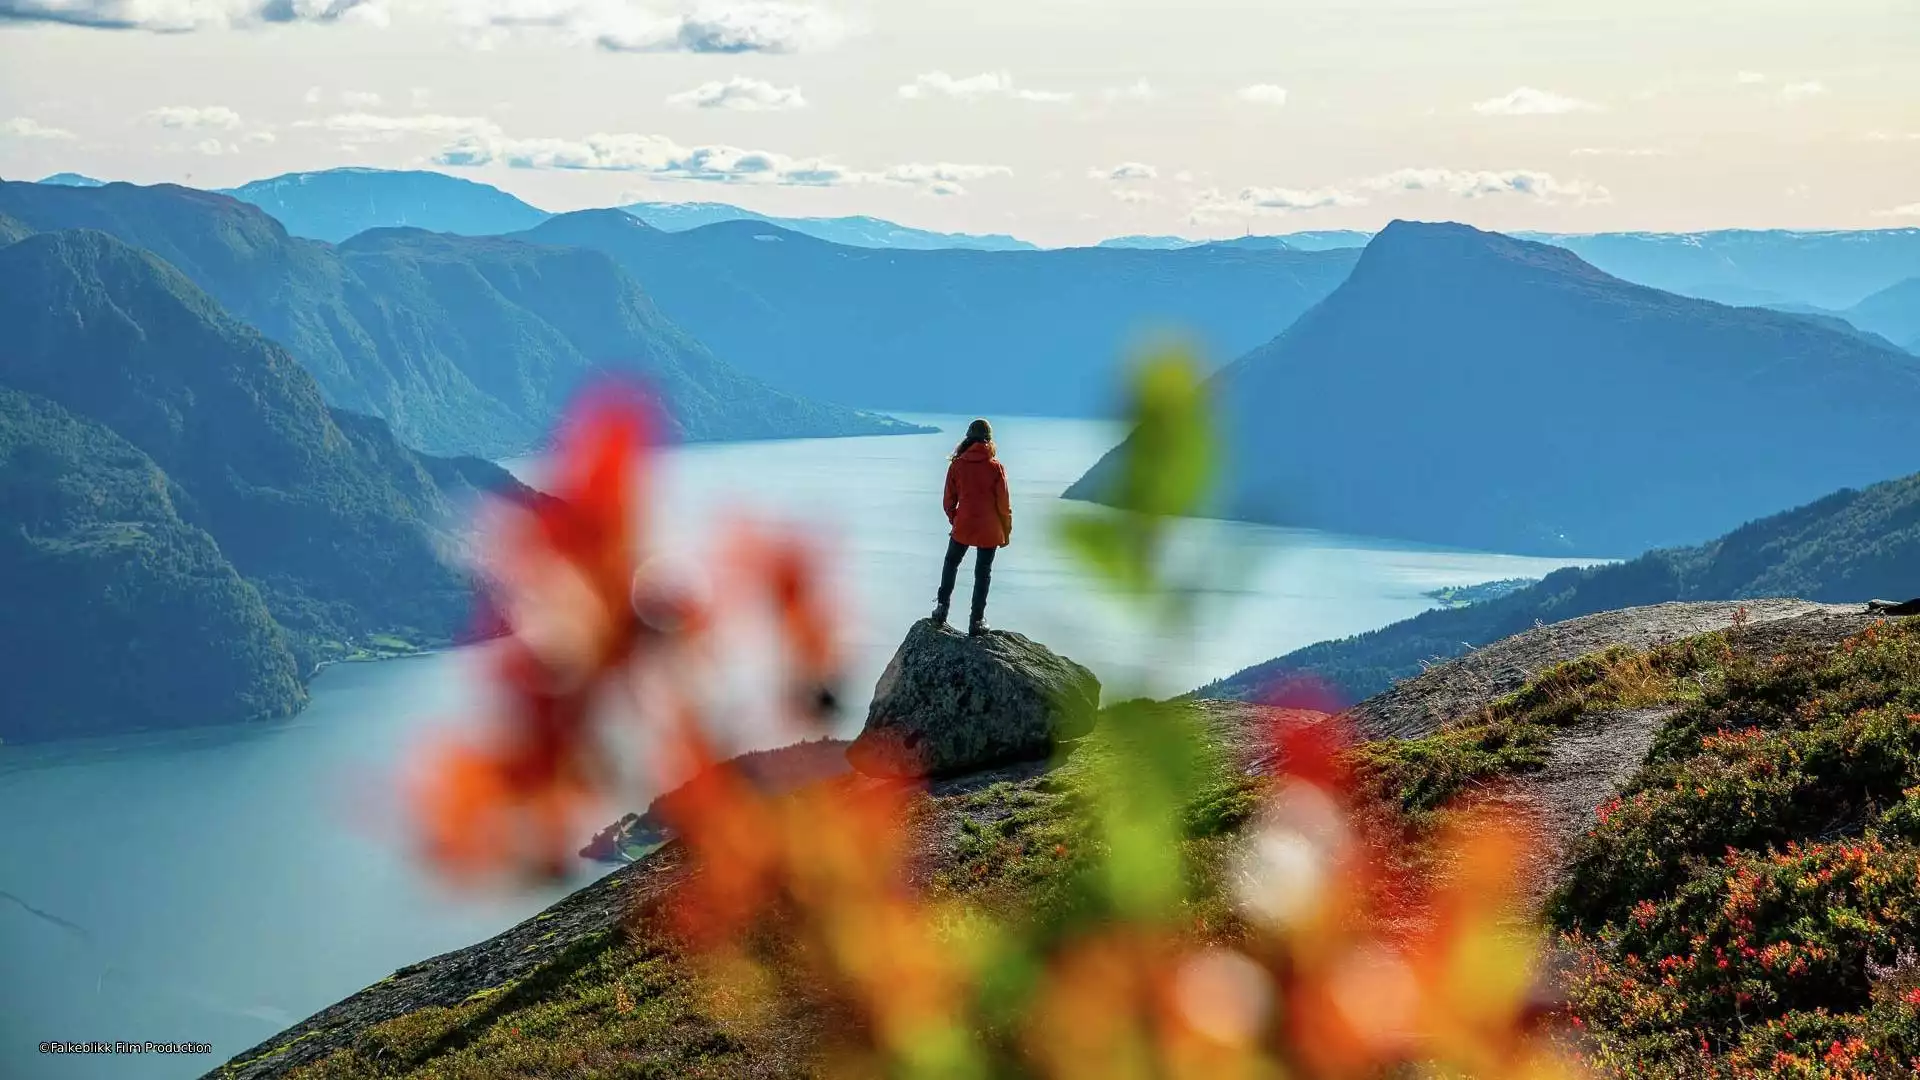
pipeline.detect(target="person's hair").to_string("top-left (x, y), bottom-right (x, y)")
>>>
top-left (950, 418), bottom-right (995, 461)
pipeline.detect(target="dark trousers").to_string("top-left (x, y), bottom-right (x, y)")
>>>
top-left (936, 538), bottom-right (996, 623)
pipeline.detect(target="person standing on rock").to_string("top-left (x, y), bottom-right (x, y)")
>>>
top-left (932, 418), bottom-right (1013, 637)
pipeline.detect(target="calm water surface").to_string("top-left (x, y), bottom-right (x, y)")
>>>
top-left (0, 415), bottom-right (1596, 1079)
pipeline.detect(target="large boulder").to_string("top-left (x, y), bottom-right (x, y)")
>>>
top-left (848, 621), bottom-right (1100, 779)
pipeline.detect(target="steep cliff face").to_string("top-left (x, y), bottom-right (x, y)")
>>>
top-left (0, 230), bottom-right (529, 741)
top-left (0, 386), bottom-right (304, 741)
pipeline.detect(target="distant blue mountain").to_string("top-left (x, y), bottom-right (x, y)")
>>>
top-left (1096, 231), bottom-right (1372, 252)
top-left (219, 168), bottom-right (551, 243)
top-left (37, 173), bottom-right (104, 187)
top-left (619, 200), bottom-right (1038, 251)
top-left (1519, 229), bottom-right (1920, 310)
top-left (1096, 235), bottom-right (1203, 250)
top-left (1203, 235), bottom-right (1296, 251)
top-left (1847, 277), bottom-right (1920, 354)
top-left (517, 210), bottom-right (1359, 417)
top-left (1068, 220), bottom-right (1920, 557)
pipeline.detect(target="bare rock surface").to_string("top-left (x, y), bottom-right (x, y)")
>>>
top-left (848, 620), bottom-right (1099, 779)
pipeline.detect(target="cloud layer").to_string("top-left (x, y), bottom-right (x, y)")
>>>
top-left (898, 71), bottom-right (1072, 104)
top-left (0, 0), bottom-right (384, 31)
top-left (1472, 87), bottom-right (1602, 116)
top-left (1, 116), bottom-right (77, 139)
top-left (667, 76), bottom-right (806, 111)
top-left (427, 124), bottom-right (1009, 194)
top-left (1193, 165), bottom-right (1607, 220)
top-left (450, 0), bottom-right (849, 54)
top-left (146, 105), bottom-right (243, 129)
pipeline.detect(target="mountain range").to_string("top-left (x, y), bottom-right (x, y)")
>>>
top-left (1521, 228), bottom-right (1920, 310)
top-left (620, 199), bottom-right (1038, 251)
top-left (220, 168), bottom-right (550, 243)
top-left (39, 170), bottom-right (1920, 316)
top-left (1067, 220), bottom-right (1920, 557)
top-left (1847, 276), bottom-right (1920, 353)
top-left (1201, 462), bottom-right (1920, 707)
top-left (515, 210), bottom-right (1362, 416)
top-left (0, 227), bottom-right (532, 742)
top-left (0, 180), bottom-right (918, 458)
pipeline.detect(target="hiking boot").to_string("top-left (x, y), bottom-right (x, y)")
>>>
top-left (930, 601), bottom-right (950, 626)
top-left (968, 620), bottom-right (990, 637)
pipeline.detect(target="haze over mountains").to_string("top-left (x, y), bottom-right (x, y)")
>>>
top-left (1521, 228), bottom-right (1920, 310)
top-left (1848, 276), bottom-right (1920, 353)
top-left (0, 180), bottom-right (916, 458)
top-left (518, 209), bottom-right (1361, 415)
top-left (619, 200), bottom-right (1038, 252)
top-left (35, 170), bottom-right (1920, 323)
top-left (0, 228), bottom-right (530, 742)
top-left (1067, 221), bottom-right (1920, 557)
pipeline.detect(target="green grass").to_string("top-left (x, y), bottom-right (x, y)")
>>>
top-left (1347, 635), bottom-right (1732, 824)
top-left (286, 931), bottom-right (761, 1080)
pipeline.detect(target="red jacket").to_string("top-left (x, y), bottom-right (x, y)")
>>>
top-left (945, 443), bottom-right (1012, 548)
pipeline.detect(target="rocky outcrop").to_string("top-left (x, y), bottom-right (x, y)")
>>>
top-left (848, 621), bottom-right (1100, 779)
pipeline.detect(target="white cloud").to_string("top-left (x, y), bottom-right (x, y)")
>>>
top-left (1236, 84), bottom-right (1289, 107)
top-left (409, 87), bottom-right (432, 108)
top-left (1, 116), bottom-right (76, 139)
top-left (1103, 79), bottom-right (1155, 102)
top-left (898, 70), bottom-right (1072, 104)
top-left (432, 127), bottom-right (1009, 194)
top-left (1191, 184), bottom-right (1365, 220)
top-left (667, 76), bottom-right (805, 111)
top-left (1095, 162), bottom-right (1158, 182)
top-left (1239, 185), bottom-right (1365, 211)
top-left (1570, 146), bottom-right (1670, 158)
top-left (146, 105), bottom-right (243, 129)
top-left (878, 161), bottom-right (1013, 195)
top-left (1866, 131), bottom-right (1920, 142)
top-left (301, 112), bottom-right (501, 141)
top-left (304, 86), bottom-right (323, 105)
top-left (1472, 87), bottom-right (1602, 115)
top-left (1736, 71), bottom-right (1768, 84)
top-left (1362, 166), bottom-right (1608, 202)
top-left (0, 0), bottom-right (387, 32)
top-left (340, 90), bottom-right (383, 107)
top-left (1174, 170), bottom-right (1195, 183)
top-left (1110, 188), bottom-right (1159, 204)
top-left (1780, 80), bottom-right (1828, 101)
top-left (194, 137), bottom-right (236, 155)
top-left (246, 130), bottom-right (277, 143)
top-left (447, 0), bottom-right (850, 55)
top-left (1875, 202), bottom-right (1920, 218)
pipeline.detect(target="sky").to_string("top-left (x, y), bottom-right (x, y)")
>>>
top-left (1, 0), bottom-right (1917, 246)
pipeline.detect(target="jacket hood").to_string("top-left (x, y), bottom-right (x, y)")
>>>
top-left (958, 442), bottom-right (995, 462)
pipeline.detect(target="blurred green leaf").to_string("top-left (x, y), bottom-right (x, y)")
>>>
top-left (1118, 348), bottom-right (1215, 521)
top-left (1057, 511), bottom-right (1149, 596)
top-left (1091, 701), bottom-right (1211, 921)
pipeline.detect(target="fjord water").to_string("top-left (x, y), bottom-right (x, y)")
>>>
top-left (0, 415), bottom-right (1594, 1079)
